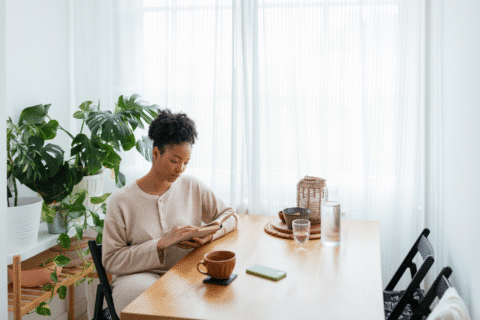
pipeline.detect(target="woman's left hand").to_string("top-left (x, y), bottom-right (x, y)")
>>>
top-left (176, 234), bottom-right (214, 249)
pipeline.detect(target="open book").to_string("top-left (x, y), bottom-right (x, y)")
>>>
top-left (164, 212), bottom-right (235, 248)
top-left (165, 224), bottom-right (221, 248)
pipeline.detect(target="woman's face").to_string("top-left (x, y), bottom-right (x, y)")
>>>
top-left (152, 142), bottom-right (192, 182)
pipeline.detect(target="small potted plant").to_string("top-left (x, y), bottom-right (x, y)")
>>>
top-left (37, 189), bottom-right (110, 316)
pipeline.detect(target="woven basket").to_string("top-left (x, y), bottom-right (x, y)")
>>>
top-left (296, 176), bottom-right (326, 225)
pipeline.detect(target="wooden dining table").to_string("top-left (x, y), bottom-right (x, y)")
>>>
top-left (122, 215), bottom-right (384, 320)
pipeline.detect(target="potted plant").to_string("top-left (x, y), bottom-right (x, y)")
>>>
top-left (16, 94), bottom-right (157, 211)
top-left (37, 189), bottom-right (110, 316)
top-left (6, 104), bottom-right (83, 253)
top-left (7, 95), bottom-right (156, 315)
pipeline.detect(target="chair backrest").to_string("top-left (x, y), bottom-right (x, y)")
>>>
top-left (385, 228), bottom-right (435, 320)
top-left (410, 267), bottom-right (453, 320)
top-left (385, 229), bottom-right (433, 291)
top-left (88, 240), bottom-right (119, 320)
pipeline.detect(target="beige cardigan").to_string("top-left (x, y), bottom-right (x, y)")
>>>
top-left (102, 174), bottom-right (238, 275)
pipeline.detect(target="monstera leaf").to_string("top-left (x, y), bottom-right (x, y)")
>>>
top-left (12, 136), bottom-right (65, 183)
top-left (85, 94), bottom-right (158, 152)
top-left (86, 110), bottom-right (134, 151)
top-left (71, 133), bottom-right (104, 175)
top-left (18, 104), bottom-right (51, 125)
top-left (136, 135), bottom-right (154, 162)
top-left (116, 94), bottom-right (159, 130)
top-left (28, 162), bottom-right (83, 204)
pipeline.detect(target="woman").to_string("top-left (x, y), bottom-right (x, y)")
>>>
top-left (102, 109), bottom-right (238, 317)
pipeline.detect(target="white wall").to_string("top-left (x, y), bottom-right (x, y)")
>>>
top-left (1, 0), bottom-right (8, 318)
top-left (441, 0), bottom-right (480, 318)
top-left (6, 0), bottom-right (72, 151)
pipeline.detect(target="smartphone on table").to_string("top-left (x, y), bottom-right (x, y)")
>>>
top-left (246, 264), bottom-right (287, 281)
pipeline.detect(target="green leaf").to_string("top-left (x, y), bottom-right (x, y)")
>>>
top-left (42, 283), bottom-right (54, 292)
top-left (115, 171), bottom-right (126, 188)
top-left (41, 202), bottom-right (56, 224)
top-left (117, 94), bottom-right (158, 129)
top-left (121, 133), bottom-right (136, 151)
top-left (100, 202), bottom-right (107, 214)
top-left (40, 143), bottom-right (65, 177)
top-left (36, 302), bottom-right (51, 316)
top-left (71, 133), bottom-right (89, 155)
top-left (57, 285), bottom-right (68, 300)
top-left (88, 277), bottom-right (95, 285)
top-left (78, 100), bottom-right (96, 112)
top-left (136, 136), bottom-right (153, 162)
top-left (96, 233), bottom-right (103, 244)
top-left (71, 133), bottom-right (103, 175)
top-left (68, 210), bottom-right (84, 220)
top-left (101, 144), bottom-right (121, 169)
top-left (91, 212), bottom-right (100, 226)
top-left (96, 219), bottom-right (104, 229)
top-left (50, 271), bottom-right (58, 283)
top-left (80, 247), bottom-right (91, 257)
top-left (27, 162), bottom-right (84, 204)
top-left (90, 192), bottom-right (111, 204)
top-left (38, 119), bottom-right (59, 140)
top-left (70, 190), bottom-right (87, 209)
top-left (18, 104), bottom-right (51, 126)
top-left (54, 255), bottom-right (72, 268)
top-left (58, 233), bottom-right (71, 249)
top-left (73, 111), bottom-right (84, 119)
top-left (74, 224), bottom-right (84, 240)
top-left (75, 277), bottom-right (86, 285)
top-left (87, 148), bottom-right (103, 175)
top-left (27, 135), bottom-right (44, 151)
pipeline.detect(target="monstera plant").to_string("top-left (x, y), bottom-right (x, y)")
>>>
top-left (7, 104), bottom-right (83, 206)
top-left (71, 94), bottom-right (158, 187)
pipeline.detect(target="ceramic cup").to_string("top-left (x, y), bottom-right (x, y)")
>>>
top-left (196, 250), bottom-right (236, 279)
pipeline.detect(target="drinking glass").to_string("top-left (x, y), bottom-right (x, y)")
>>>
top-left (292, 219), bottom-right (310, 246)
top-left (321, 186), bottom-right (341, 247)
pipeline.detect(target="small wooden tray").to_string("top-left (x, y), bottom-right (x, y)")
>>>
top-left (264, 222), bottom-right (321, 240)
top-left (271, 220), bottom-right (321, 234)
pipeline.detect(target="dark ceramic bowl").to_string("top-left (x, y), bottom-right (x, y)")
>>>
top-left (281, 207), bottom-right (311, 230)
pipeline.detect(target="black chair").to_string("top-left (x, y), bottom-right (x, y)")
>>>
top-left (410, 267), bottom-right (453, 320)
top-left (384, 228), bottom-right (435, 320)
top-left (88, 240), bottom-right (120, 320)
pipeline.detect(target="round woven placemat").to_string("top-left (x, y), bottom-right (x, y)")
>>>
top-left (264, 222), bottom-right (321, 240)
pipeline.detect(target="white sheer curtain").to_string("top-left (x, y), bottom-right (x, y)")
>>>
top-left (73, 0), bottom-right (424, 294)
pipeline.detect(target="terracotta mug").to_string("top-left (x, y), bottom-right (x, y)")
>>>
top-left (196, 250), bottom-right (236, 280)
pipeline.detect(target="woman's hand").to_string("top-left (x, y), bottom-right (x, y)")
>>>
top-left (176, 234), bottom-right (214, 249)
top-left (156, 226), bottom-right (198, 250)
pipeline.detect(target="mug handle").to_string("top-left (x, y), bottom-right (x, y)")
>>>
top-left (197, 261), bottom-right (208, 275)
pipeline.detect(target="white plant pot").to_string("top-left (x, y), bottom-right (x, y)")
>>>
top-left (72, 169), bottom-right (105, 212)
top-left (6, 197), bottom-right (43, 254)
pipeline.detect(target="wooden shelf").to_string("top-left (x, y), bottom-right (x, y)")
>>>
top-left (8, 257), bottom-right (95, 319)
top-left (7, 236), bottom-right (98, 320)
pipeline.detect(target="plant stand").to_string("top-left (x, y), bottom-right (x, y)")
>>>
top-left (8, 253), bottom-right (96, 319)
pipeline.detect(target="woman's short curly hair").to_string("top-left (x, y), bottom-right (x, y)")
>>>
top-left (148, 109), bottom-right (198, 154)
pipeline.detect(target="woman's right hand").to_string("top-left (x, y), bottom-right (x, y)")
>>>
top-left (156, 225), bottom-right (198, 250)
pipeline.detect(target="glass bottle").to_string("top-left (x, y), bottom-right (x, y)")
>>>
top-left (321, 186), bottom-right (341, 246)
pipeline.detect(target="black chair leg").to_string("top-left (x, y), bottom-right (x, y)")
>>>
top-left (93, 284), bottom-right (105, 320)
top-left (104, 292), bottom-right (120, 320)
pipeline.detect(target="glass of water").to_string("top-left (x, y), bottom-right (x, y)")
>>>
top-left (321, 186), bottom-right (341, 247)
top-left (293, 219), bottom-right (310, 246)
